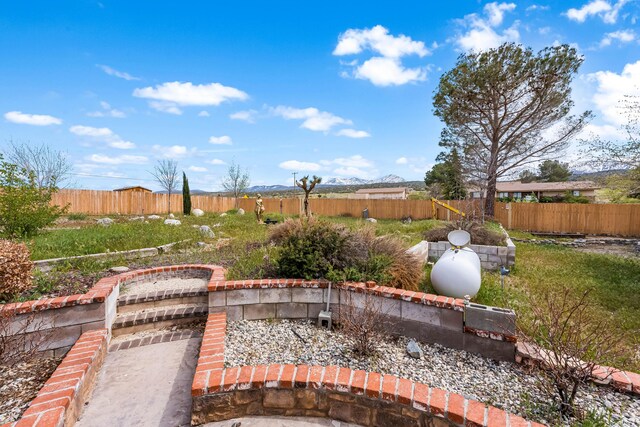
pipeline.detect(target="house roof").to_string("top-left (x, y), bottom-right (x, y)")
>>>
top-left (494, 180), bottom-right (600, 192)
top-left (355, 187), bottom-right (409, 194)
top-left (113, 186), bottom-right (152, 192)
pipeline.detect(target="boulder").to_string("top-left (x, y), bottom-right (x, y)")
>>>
top-left (406, 339), bottom-right (423, 359)
top-left (220, 212), bottom-right (228, 217)
top-left (109, 266), bottom-right (130, 273)
top-left (97, 218), bottom-right (114, 227)
top-left (237, 208), bottom-right (245, 215)
top-left (192, 208), bottom-right (204, 217)
top-left (199, 225), bottom-right (215, 238)
top-left (129, 216), bottom-right (144, 222)
top-left (164, 219), bottom-right (181, 226)
top-left (147, 215), bottom-right (161, 220)
top-left (365, 218), bottom-right (377, 223)
top-left (168, 213), bottom-right (175, 219)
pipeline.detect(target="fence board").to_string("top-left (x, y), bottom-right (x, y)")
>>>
top-left (50, 190), bottom-right (640, 237)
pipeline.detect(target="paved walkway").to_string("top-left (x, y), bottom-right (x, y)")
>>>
top-left (203, 416), bottom-right (362, 426)
top-left (76, 338), bottom-right (201, 427)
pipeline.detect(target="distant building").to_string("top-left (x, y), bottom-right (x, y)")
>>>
top-left (113, 186), bottom-right (152, 193)
top-left (468, 181), bottom-right (600, 201)
top-left (354, 187), bottom-right (410, 200)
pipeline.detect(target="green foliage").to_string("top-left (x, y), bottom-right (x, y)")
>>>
top-left (424, 148), bottom-right (466, 200)
top-left (519, 170), bottom-right (537, 183)
top-left (67, 213), bottom-right (87, 221)
top-left (0, 155), bottom-right (67, 237)
top-left (538, 160), bottom-right (571, 182)
top-left (182, 171), bottom-right (192, 215)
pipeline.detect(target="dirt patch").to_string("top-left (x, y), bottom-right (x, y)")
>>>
top-left (574, 244), bottom-right (640, 259)
top-left (0, 357), bottom-right (61, 424)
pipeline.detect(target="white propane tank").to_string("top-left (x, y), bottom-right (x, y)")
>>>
top-left (430, 230), bottom-right (482, 298)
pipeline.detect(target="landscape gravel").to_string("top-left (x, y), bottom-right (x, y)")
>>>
top-left (120, 277), bottom-right (207, 295)
top-left (225, 319), bottom-right (640, 426)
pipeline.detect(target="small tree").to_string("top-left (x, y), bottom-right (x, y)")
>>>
top-left (519, 169), bottom-right (538, 183)
top-left (433, 43), bottom-right (591, 217)
top-left (151, 160), bottom-right (179, 215)
top-left (182, 172), bottom-right (191, 215)
top-left (519, 287), bottom-right (631, 418)
top-left (538, 160), bottom-right (571, 182)
top-left (424, 148), bottom-right (466, 200)
top-left (221, 161), bottom-right (250, 208)
top-left (296, 175), bottom-right (322, 217)
top-left (2, 141), bottom-right (73, 189)
top-left (0, 155), bottom-right (67, 237)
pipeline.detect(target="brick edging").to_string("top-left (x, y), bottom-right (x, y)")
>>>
top-left (209, 279), bottom-right (465, 312)
top-left (191, 313), bottom-right (544, 427)
top-left (0, 329), bottom-right (108, 427)
top-left (0, 264), bottom-right (225, 316)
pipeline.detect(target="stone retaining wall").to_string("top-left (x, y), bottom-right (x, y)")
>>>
top-left (0, 329), bottom-right (108, 427)
top-left (191, 312), bottom-right (543, 427)
top-left (0, 265), bottom-right (223, 357)
top-left (427, 239), bottom-right (516, 271)
top-left (208, 279), bottom-right (516, 361)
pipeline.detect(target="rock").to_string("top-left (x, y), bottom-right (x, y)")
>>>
top-left (97, 218), bottom-right (114, 227)
top-left (129, 216), bottom-right (144, 222)
top-left (147, 215), bottom-right (161, 220)
top-left (196, 241), bottom-right (207, 247)
top-left (237, 208), bottom-right (245, 215)
top-left (220, 212), bottom-right (228, 217)
top-left (164, 219), bottom-right (181, 226)
top-left (109, 266), bottom-right (130, 273)
top-left (192, 208), bottom-right (204, 217)
top-left (199, 225), bottom-right (215, 238)
top-left (212, 223), bottom-right (222, 227)
top-left (192, 225), bottom-right (200, 228)
top-left (406, 339), bottom-right (423, 359)
top-left (168, 213), bottom-right (175, 219)
top-left (365, 218), bottom-right (377, 223)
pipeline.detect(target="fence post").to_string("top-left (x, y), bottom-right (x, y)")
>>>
top-left (507, 203), bottom-right (512, 229)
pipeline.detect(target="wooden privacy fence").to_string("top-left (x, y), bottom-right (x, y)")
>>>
top-left (51, 190), bottom-right (640, 237)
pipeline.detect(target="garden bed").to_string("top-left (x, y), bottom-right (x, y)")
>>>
top-left (224, 319), bottom-right (640, 426)
top-left (0, 357), bottom-right (61, 424)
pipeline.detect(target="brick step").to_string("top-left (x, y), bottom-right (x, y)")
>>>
top-left (112, 303), bottom-right (208, 337)
top-left (117, 287), bottom-right (207, 314)
top-left (109, 328), bottom-right (203, 352)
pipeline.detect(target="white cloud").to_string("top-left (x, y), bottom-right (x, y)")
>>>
top-left (333, 25), bottom-right (429, 58)
top-left (229, 109), bottom-right (258, 123)
top-left (87, 101), bottom-right (126, 118)
top-left (587, 60), bottom-right (640, 126)
top-left (334, 25), bottom-right (430, 86)
top-left (206, 159), bottom-right (226, 165)
top-left (133, 81), bottom-right (248, 114)
top-left (270, 106), bottom-right (352, 132)
top-left (209, 135), bottom-right (233, 145)
top-left (336, 129), bottom-right (371, 138)
top-left (69, 125), bottom-right (135, 149)
top-left (96, 64), bottom-right (140, 81)
top-left (395, 157), bottom-right (408, 165)
top-left (455, 2), bottom-right (520, 51)
top-left (4, 111), bottom-right (62, 126)
top-left (599, 29), bottom-right (635, 47)
top-left (278, 160), bottom-right (322, 171)
top-left (152, 144), bottom-right (191, 159)
top-left (565, 0), bottom-right (629, 24)
top-left (526, 4), bottom-right (550, 12)
top-left (88, 154), bottom-right (148, 164)
top-left (332, 155), bottom-right (374, 169)
top-left (198, 110), bottom-right (210, 117)
top-left (188, 166), bottom-right (207, 172)
top-left (353, 57), bottom-right (427, 87)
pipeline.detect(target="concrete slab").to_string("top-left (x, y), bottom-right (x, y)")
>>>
top-left (203, 416), bottom-right (362, 427)
top-left (76, 337), bottom-right (201, 427)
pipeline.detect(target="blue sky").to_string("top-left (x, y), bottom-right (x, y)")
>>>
top-left (1, 0), bottom-right (639, 191)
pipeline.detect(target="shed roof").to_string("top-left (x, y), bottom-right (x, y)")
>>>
top-left (113, 186), bottom-right (152, 192)
top-left (494, 180), bottom-right (600, 192)
top-left (355, 187), bottom-right (409, 194)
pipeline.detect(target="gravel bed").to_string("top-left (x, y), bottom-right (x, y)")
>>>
top-left (0, 357), bottom-right (61, 424)
top-left (120, 277), bottom-right (207, 295)
top-left (225, 319), bottom-right (640, 426)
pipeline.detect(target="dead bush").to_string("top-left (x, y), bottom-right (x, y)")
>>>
top-left (0, 240), bottom-right (34, 301)
top-left (0, 308), bottom-right (48, 366)
top-left (338, 290), bottom-right (387, 357)
top-left (518, 287), bottom-right (632, 419)
top-left (424, 219), bottom-right (504, 246)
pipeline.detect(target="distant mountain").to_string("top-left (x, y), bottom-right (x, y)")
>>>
top-left (245, 184), bottom-right (293, 193)
top-left (322, 174), bottom-right (406, 186)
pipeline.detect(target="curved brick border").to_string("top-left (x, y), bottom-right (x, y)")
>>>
top-left (191, 313), bottom-right (544, 427)
top-left (1, 264), bottom-right (225, 316)
top-left (0, 329), bottom-right (108, 427)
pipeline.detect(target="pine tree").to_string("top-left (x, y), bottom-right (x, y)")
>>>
top-left (182, 172), bottom-right (191, 215)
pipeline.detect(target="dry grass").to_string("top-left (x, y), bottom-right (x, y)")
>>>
top-left (424, 219), bottom-right (505, 246)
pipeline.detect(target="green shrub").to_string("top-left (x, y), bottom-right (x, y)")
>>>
top-left (0, 155), bottom-right (67, 237)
